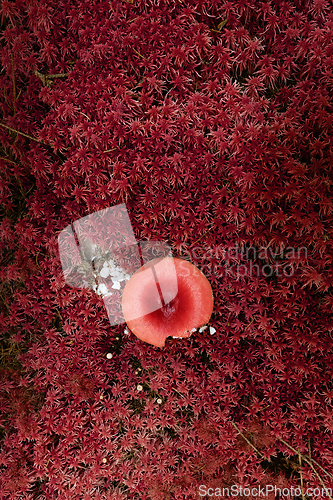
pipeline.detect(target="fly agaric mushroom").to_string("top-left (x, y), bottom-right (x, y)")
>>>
top-left (121, 257), bottom-right (214, 347)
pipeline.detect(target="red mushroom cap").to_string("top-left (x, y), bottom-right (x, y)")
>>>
top-left (121, 257), bottom-right (214, 347)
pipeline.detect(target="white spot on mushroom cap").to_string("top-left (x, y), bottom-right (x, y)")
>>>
top-left (100, 267), bottom-right (110, 278)
top-left (97, 283), bottom-right (108, 295)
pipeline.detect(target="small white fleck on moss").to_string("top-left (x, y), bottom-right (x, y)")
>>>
top-left (137, 384), bottom-right (143, 391)
top-left (106, 353), bottom-right (113, 359)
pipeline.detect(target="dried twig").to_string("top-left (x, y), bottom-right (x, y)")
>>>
top-left (11, 53), bottom-right (16, 112)
top-left (210, 19), bottom-right (228, 32)
top-left (233, 422), bottom-right (333, 500)
top-left (299, 453), bottom-right (306, 500)
top-left (132, 48), bottom-right (147, 60)
top-left (192, 220), bottom-right (217, 245)
top-left (278, 437), bottom-right (333, 482)
top-left (34, 70), bottom-right (68, 87)
top-left (231, 421), bottom-right (263, 458)
top-left (0, 122), bottom-right (45, 144)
